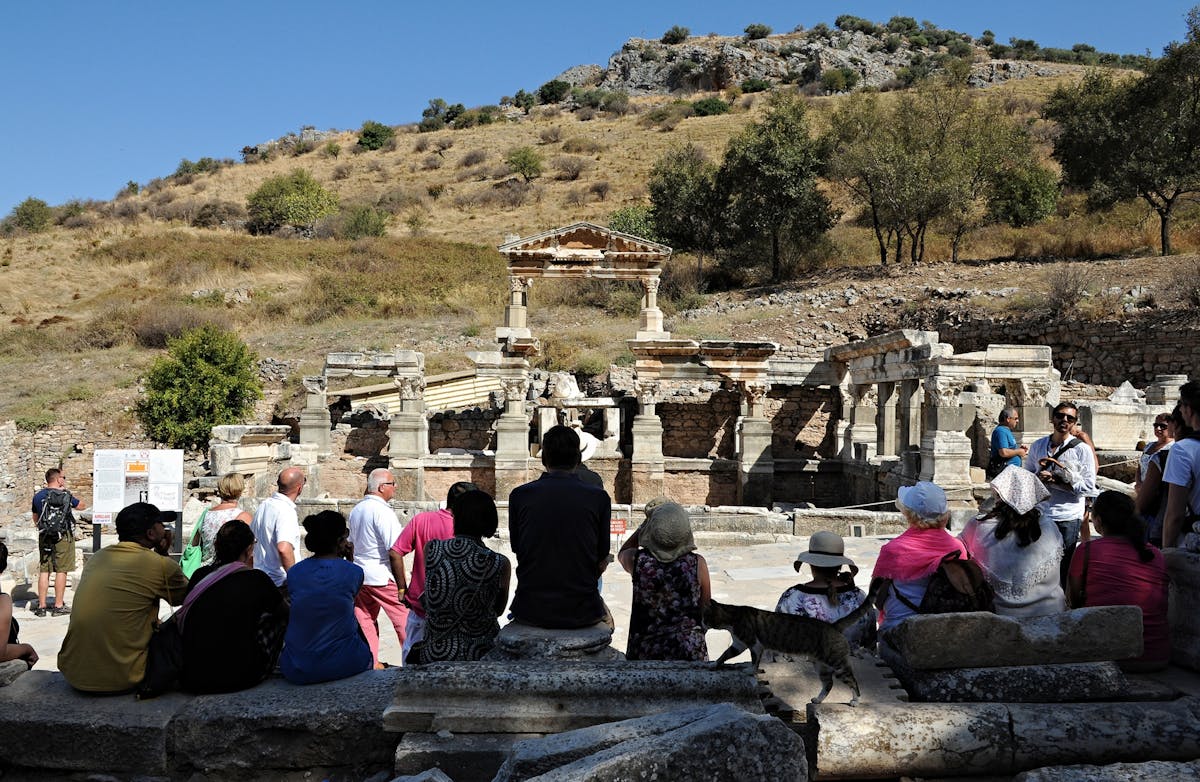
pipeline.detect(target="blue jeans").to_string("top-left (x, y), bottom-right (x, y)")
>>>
top-left (1056, 518), bottom-right (1082, 591)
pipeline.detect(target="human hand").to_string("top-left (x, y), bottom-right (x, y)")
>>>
top-left (155, 528), bottom-right (174, 556)
top-left (337, 537), bottom-right (354, 561)
top-left (21, 645), bottom-right (38, 668)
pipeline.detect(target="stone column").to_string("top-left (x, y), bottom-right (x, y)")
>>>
top-left (636, 276), bottom-right (668, 340)
top-left (493, 375), bottom-right (532, 499)
top-left (497, 276), bottom-right (532, 345)
top-left (846, 384), bottom-right (878, 462)
top-left (876, 381), bottom-right (898, 457)
top-left (918, 375), bottom-right (972, 493)
top-left (1147, 374), bottom-right (1188, 406)
top-left (630, 377), bottom-right (665, 502)
top-left (1013, 378), bottom-right (1052, 446)
top-left (298, 375), bottom-right (331, 458)
top-left (898, 379), bottom-right (922, 452)
top-left (737, 381), bottom-right (774, 507)
top-left (388, 375), bottom-right (428, 501)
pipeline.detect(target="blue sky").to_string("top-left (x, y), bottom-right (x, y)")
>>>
top-left (1, 1), bottom-right (1193, 216)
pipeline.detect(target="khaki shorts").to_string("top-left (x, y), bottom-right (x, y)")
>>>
top-left (39, 534), bottom-right (76, 573)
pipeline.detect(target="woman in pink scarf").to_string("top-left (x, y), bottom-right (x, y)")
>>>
top-left (870, 482), bottom-right (965, 634)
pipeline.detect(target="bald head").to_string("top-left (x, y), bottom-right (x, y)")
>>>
top-left (278, 467), bottom-right (307, 499)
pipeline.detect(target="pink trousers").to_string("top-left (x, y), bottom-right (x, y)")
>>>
top-left (354, 581), bottom-right (409, 666)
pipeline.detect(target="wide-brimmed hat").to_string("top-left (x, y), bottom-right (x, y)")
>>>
top-left (577, 430), bottom-right (600, 462)
top-left (896, 481), bottom-right (949, 521)
top-left (794, 530), bottom-right (856, 571)
top-left (990, 464), bottom-right (1050, 515)
top-left (642, 502), bottom-right (696, 563)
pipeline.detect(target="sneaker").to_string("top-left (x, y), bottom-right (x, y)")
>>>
top-left (52, 605), bottom-right (71, 617)
top-left (31, 606), bottom-right (46, 618)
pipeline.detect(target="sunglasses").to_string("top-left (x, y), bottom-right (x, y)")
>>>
top-left (1153, 422), bottom-right (1169, 429)
top-left (1052, 412), bottom-right (1077, 423)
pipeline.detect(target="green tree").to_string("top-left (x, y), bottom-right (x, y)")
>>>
top-left (512, 89), bottom-right (536, 113)
top-left (661, 25), bottom-right (690, 44)
top-left (744, 23), bottom-right (772, 40)
top-left (339, 205), bottom-right (389, 239)
top-left (717, 93), bottom-right (836, 282)
top-left (357, 120), bottom-right (395, 151)
top-left (9, 197), bottom-right (52, 233)
top-left (136, 325), bottom-right (262, 450)
top-left (1044, 27), bottom-right (1200, 256)
top-left (648, 143), bottom-right (722, 273)
top-left (607, 205), bottom-right (659, 241)
top-left (988, 164), bottom-right (1059, 227)
top-left (246, 169), bottom-right (338, 235)
top-left (537, 80), bottom-right (571, 104)
top-left (505, 146), bottom-right (543, 182)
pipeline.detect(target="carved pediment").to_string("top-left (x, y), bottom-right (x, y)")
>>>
top-left (499, 223), bottom-right (671, 273)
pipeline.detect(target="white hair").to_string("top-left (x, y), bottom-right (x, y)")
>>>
top-left (367, 468), bottom-right (393, 494)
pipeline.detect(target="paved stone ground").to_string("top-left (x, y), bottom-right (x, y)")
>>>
top-left (5, 532), bottom-right (890, 674)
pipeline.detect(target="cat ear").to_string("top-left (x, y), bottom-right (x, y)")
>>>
top-left (793, 562), bottom-right (802, 573)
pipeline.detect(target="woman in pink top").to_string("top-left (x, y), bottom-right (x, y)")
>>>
top-left (1068, 491), bottom-right (1170, 671)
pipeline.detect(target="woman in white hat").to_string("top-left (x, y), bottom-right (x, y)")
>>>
top-left (777, 531), bottom-right (876, 649)
top-left (959, 465), bottom-right (1065, 617)
top-left (617, 501), bottom-right (710, 661)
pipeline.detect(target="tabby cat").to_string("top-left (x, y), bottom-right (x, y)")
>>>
top-left (704, 590), bottom-right (875, 707)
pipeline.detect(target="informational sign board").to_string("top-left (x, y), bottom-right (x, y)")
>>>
top-left (91, 449), bottom-right (184, 527)
top-left (610, 516), bottom-right (627, 535)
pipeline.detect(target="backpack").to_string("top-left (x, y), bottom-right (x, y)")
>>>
top-left (37, 488), bottom-right (75, 544)
top-left (893, 550), bottom-right (996, 615)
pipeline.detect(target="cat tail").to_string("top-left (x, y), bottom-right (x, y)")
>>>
top-left (832, 581), bottom-right (881, 633)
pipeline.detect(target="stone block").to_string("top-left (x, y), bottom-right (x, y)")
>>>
top-left (882, 652), bottom-right (1130, 702)
top-left (1166, 549), bottom-right (1200, 671)
top-left (886, 607), bottom-right (1143, 669)
top-left (382, 661), bottom-right (762, 734)
top-left (494, 703), bottom-right (805, 782)
top-left (813, 702), bottom-right (1011, 779)
top-left (172, 670), bottom-right (401, 775)
top-left (1014, 759), bottom-right (1200, 781)
top-left (392, 770), bottom-right (456, 782)
top-left (0, 659), bottom-right (29, 687)
top-left (0, 671), bottom-right (188, 774)
top-left (487, 620), bottom-right (620, 661)
top-left (395, 733), bottom-right (539, 782)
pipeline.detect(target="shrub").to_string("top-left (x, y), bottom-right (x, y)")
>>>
top-left (357, 120), bottom-right (395, 151)
top-left (600, 91), bottom-right (631, 115)
top-left (640, 101), bottom-right (695, 131)
top-left (9, 197), bottom-right (52, 233)
top-left (322, 141), bottom-right (341, 159)
top-left (505, 146), bottom-right (543, 182)
top-left (1164, 257), bottom-right (1200, 308)
top-left (553, 155), bottom-right (589, 181)
top-left (692, 97), bottom-right (730, 116)
top-left (563, 136), bottom-right (604, 154)
top-left (513, 89), bottom-right (536, 113)
top-left (132, 303), bottom-right (229, 349)
top-left (339, 205), bottom-right (389, 239)
top-left (1043, 265), bottom-right (1093, 312)
top-left (661, 25), bottom-right (689, 44)
top-left (245, 169), bottom-right (338, 235)
top-left (820, 68), bottom-right (859, 93)
top-left (422, 154), bottom-right (444, 170)
top-left (192, 200), bottom-right (246, 229)
top-left (459, 149), bottom-right (488, 168)
top-left (537, 79), bottom-right (571, 104)
top-left (539, 126), bottom-right (563, 144)
top-left (589, 180), bottom-right (611, 201)
top-left (744, 23), bottom-right (772, 40)
top-left (418, 116), bottom-right (445, 133)
top-left (608, 205), bottom-right (659, 240)
top-left (989, 166), bottom-right (1059, 228)
top-left (136, 324), bottom-right (262, 449)
top-left (332, 163), bottom-right (352, 180)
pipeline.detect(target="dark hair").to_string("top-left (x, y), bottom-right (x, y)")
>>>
top-left (1180, 380), bottom-right (1200, 413)
top-left (302, 510), bottom-right (348, 556)
top-left (0, 540), bottom-right (7, 573)
top-left (809, 564), bottom-right (857, 605)
top-left (984, 503), bottom-right (1043, 548)
top-left (116, 502), bottom-right (162, 542)
top-left (1092, 491), bottom-right (1153, 562)
top-left (452, 490), bottom-right (499, 538)
top-left (1052, 401), bottom-right (1078, 417)
top-left (1172, 404), bottom-right (1194, 439)
top-left (213, 520), bottom-right (254, 565)
top-left (447, 481), bottom-right (479, 511)
top-left (541, 425), bottom-right (581, 470)
top-left (45, 468), bottom-right (62, 484)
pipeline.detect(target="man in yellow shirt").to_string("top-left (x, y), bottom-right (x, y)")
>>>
top-left (58, 503), bottom-right (188, 694)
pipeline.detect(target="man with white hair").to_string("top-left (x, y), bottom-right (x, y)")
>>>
top-left (348, 468), bottom-right (408, 667)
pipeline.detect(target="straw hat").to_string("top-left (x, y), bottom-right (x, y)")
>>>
top-left (793, 530), bottom-right (856, 571)
top-left (641, 502), bottom-right (696, 563)
top-left (990, 464), bottom-right (1050, 515)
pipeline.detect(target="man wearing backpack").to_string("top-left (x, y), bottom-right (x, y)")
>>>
top-left (31, 468), bottom-right (86, 617)
top-left (1025, 402), bottom-right (1097, 589)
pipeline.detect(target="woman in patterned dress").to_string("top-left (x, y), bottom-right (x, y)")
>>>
top-left (776, 531), bottom-right (876, 650)
top-left (617, 501), bottom-right (710, 661)
top-left (408, 490), bottom-right (510, 663)
top-left (197, 473), bottom-right (253, 566)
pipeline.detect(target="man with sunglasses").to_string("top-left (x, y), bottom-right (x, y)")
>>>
top-left (348, 468), bottom-right (408, 668)
top-left (1026, 402), bottom-right (1097, 588)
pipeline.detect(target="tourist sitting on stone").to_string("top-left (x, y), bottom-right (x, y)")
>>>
top-left (776, 531), bottom-right (875, 650)
top-left (1068, 491), bottom-right (1169, 671)
top-left (197, 472), bottom-right (253, 566)
top-left (870, 482), bottom-right (966, 635)
top-left (960, 465), bottom-right (1065, 618)
top-left (279, 511), bottom-right (372, 684)
top-left (0, 541), bottom-right (38, 673)
top-left (179, 521), bottom-right (288, 694)
top-left (1135, 408), bottom-right (1184, 547)
top-left (617, 501), bottom-right (710, 661)
top-left (58, 502), bottom-right (189, 694)
top-left (407, 490), bottom-right (510, 664)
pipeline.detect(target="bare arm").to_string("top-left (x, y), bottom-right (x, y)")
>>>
top-left (277, 542), bottom-right (296, 571)
top-left (696, 554), bottom-right (711, 609)
top-left (617, 528), bottom-right (642, 574)
top-left (1067, 572), bottom-right (1086, 608)
top-left (998, 444), bottom-right (1028, 459)
top-left (1135, 462), bottom-right (1165, 518)
top-left (1163, 483), bottom-right (1189, 549)
top-left (494, 557), bottom-right (512, 617)
top-left (0, 595), bottom-right (37, 668)
top-left (388, 549), bottom-right (408, 593)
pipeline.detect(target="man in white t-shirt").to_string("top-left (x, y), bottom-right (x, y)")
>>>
top-left (251, 467), bottom-right (305, 593)
top-left (348, 468), bottom-right (408, 667)
top-left (1025, 402), bottom-right (1096, 588)
top-left (1164, 382), bottom-right (1200, 547)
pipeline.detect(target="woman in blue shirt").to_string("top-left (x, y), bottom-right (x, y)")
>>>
top-left (280, 511), bottom-right (372, 684)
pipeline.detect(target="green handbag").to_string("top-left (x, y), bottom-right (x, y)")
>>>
top-left (180, 509), bottom-right (206, 579)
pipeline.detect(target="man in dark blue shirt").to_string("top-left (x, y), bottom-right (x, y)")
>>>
top-left (31, 468), bottom-right (85, 617)
top-left (508, 425), bottom-right (610, 629)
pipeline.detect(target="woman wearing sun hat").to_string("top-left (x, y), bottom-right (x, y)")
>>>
top-left (870, 481), bottom-right (967, 634)
top-left (776, 531), bottom-right (876, 649)
top-left (617, 501), bottom-right (710, 661)
top-left (959, 465), bottom-right (1066, 618)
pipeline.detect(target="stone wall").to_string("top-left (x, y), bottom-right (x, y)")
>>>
top-left (766, 386), bottom-right (838, 459)
top-left (429, 408), bottom-right (498, 452)
top-left (659, 388), bottom-right (738, 459)
top-left (939, 311), bottom-right (1199, 386)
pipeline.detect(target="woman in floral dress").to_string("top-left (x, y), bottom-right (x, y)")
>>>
top-left (618, 501), bottom-right (710, 661)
